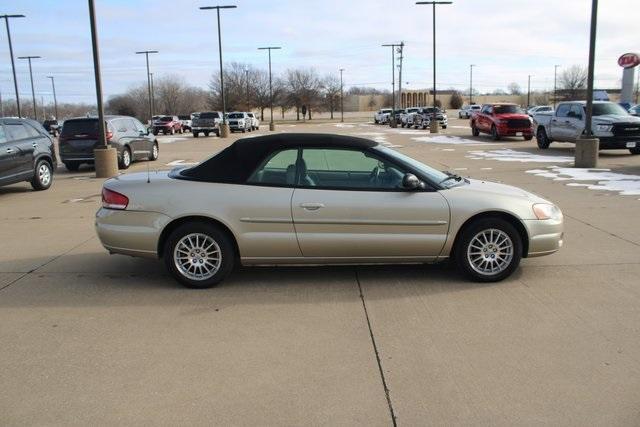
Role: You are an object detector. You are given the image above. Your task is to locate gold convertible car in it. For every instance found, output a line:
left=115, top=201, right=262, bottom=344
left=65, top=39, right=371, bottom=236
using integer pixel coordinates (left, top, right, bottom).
left=96, top=134, right=563, bottom=288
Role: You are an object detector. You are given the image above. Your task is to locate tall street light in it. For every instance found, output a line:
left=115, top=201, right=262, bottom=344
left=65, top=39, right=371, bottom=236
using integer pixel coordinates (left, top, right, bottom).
left=135, top=50, right=159, bottom=128
left=527, top=75, right=531, bottom=108
left=46, top=76, right=58, bottom=119
left=576, top=0, right=599, bottom=168
left=18, top=55, right=41, bottom=120
left=258, top=46, right=281, bottom=131
left=382, top=43, right=401, bottom=127
left=87, top=0, right=118, bottom=178
left=200, top=5, right=236, bottom=138
left=416, top=1, right=452, bottom=134
left=553, top=64, right=560, bottom=108
left=149, top=72, right=155, bottom=116
left=469, top=64, right=475, bottom=104
left=339, top=68, right=345, bottom=123
left=1, top=14, right=25, bottom=117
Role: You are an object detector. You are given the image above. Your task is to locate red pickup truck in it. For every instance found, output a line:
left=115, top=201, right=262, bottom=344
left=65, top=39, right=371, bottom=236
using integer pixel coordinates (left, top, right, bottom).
left=471, top=103, right=533, bottom=140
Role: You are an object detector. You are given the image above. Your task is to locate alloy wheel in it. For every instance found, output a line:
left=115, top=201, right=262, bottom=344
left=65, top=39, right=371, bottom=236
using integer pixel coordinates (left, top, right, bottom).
left=466, top=228, right=514, bottom=275
left=173, top=233, right=222, bottom=281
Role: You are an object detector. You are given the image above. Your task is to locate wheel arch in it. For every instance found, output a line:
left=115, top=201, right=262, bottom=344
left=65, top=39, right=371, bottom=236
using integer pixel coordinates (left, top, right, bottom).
left=157, top=215, right=240, bottom=259
left=34, top=153, right=54, bottom=171
left=450, top=211, right=529, bottom=259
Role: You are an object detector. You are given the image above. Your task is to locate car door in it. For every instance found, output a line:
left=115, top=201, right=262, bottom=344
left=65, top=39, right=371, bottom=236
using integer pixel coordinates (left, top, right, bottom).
left=3, top=121, right=35, bottom=176
left=291, top=147, right=450, bottom=260
left=478, top=105, right=491, bottom=131
left=565, top=104, right=585, bottom=141
left=549, top=103, right=571, bottom=139
left=126, top=118, right=149, bottom=158
left=0, top=123, right=17, bottom=182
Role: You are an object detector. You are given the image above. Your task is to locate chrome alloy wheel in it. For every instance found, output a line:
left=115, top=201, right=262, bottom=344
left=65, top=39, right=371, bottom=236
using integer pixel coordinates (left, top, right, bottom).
left=122, top=149, right=131, bottom=167
left=467, top=228, right=514, bottom=275
left=38, top=163, right=51, bottom=186
left=173, top=233, right=221, bottom=281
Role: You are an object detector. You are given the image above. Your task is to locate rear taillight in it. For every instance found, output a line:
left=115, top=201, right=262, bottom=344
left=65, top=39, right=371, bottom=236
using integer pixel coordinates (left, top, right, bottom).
left=102, top=187, right=128, bottom=210
left=106, top=131, right=113, bottom=141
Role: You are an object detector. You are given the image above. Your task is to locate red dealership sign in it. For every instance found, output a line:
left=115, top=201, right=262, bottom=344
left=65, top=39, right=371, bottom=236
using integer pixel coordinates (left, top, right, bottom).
left=618, top=53, right=640, bottom=68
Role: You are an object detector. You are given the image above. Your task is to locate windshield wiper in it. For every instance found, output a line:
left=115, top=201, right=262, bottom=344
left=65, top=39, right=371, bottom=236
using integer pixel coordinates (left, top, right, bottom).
left=438, top=171, right=463, bottom=185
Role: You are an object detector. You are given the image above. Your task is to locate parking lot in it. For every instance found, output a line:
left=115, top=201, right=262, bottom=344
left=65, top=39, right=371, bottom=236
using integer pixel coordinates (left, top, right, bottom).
left=2, top=114, right=640, bottom=425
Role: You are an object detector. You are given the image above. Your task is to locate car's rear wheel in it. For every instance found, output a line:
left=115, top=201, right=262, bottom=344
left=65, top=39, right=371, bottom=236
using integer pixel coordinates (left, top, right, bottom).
left=64, top=161, right=80, bottom=172
left=31, top=159, right=53, bottom=191
left=119, top=147, right=131, bottom=169
left=193, top=131, right=199, bottom=138
left=164, top=222, right=235, bottom=288
left=524, top=135, right=533, bottom=141
left=204, top=131, right=210, bottom=137
left=170, top=128, right=175, bottom=135
left=536, top=127, right=550, bottom=149
left=148, top=142, right=159, bottom=161
left=471, top=122, right=480, bottom=136
left=629, top=147, right=640, bottom=155
left=491, top=125, right=500, bottom=140
left=455, top=218, right=522, bottom=282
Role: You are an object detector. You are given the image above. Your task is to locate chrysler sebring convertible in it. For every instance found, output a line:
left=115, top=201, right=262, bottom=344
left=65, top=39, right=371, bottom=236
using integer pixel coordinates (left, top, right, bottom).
left=96, top=134, right=563, bottom=288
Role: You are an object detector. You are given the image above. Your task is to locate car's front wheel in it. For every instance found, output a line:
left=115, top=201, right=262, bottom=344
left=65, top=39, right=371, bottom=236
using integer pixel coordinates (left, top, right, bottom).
left=491, top=125, right=500, bottom=140
left=148, top=142, right=159, bottom=161
left=164, top=222, right=235, bottom=288
left=455, top=218, right=522, bottom=282
left=536, top=127, right=551, bottom=149
left=629, top=147, right=640, bottom=155
left=471, top=122, right=480, bottom=136
left=31, top=159, right=53, bottom=191
left=119, top=147, right=131, bottom=169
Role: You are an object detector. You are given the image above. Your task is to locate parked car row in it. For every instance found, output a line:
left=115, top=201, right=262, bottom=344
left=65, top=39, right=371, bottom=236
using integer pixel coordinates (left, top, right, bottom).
left=373, top=106, right=448, bottom=130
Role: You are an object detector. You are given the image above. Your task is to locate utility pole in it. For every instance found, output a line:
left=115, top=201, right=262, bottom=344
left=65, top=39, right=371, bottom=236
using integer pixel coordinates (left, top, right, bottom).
left=47, top=76, right=58, bottom=119
left=244, top=67, right=250, bottom=111
left=576, top=0, right=599, bottom=168
left=1, top=14, right=25, bottom=117
left=200, top=5, right=237, bottom=138
left=635, top=70, right=639, bottom=104
left=527, top=75, right=531, bottom=107
left=339, top=68, right=345, bottom=123
left=382, top=43, right=401, bottom=126
left=135, top=50, right=159, bottom=128
left=470, top=64, right=475, bottom=104
left=397, top=42, right=404, bottom=109
left=149, top=72, right=155, bottom=116
left=18, top=55, right=41, bottom=120
left=0, top=89, right=3, bottom=117
left=258, top=46, right=281, bottom=131
left=416, top=1, right=452, bottom=134
left=554, top=64, right=560, bottom=108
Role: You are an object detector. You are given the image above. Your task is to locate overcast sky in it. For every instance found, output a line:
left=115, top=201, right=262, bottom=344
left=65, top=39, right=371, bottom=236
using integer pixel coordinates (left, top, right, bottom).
left=1, top=0, right=638, bottom=104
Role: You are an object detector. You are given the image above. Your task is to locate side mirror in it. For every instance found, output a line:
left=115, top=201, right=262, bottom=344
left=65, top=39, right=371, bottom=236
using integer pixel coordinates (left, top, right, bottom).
left=402, top=173, right=422, bottom=190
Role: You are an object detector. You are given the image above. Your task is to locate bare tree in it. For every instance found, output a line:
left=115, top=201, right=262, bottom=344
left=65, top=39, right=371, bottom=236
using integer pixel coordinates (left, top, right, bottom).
left=508, top=82, right=522, bottom=95
left=322, top=74, right=341, bottom=119
left=559, top=65, right=588, bottom=100
left=285, top=68, right=322, bottom=120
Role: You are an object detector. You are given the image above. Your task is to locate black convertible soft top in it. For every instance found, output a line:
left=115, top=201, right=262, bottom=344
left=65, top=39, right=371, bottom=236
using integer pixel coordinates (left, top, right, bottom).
left=178, top=133, right=378, bottom=183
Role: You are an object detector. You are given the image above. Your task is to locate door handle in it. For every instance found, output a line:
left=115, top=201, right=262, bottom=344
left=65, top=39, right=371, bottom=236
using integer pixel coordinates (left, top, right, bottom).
left=300, top=202, right=325, bottom=211
left=32, top=142, right=38, bottom=148
left=6, top=148, right=13, bottom=154
left=564, top=120, right=570, bottom=124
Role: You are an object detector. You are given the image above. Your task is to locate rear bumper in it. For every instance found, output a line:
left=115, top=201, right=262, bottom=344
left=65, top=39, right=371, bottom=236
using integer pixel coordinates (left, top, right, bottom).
left=522, top=218, right=564, bottom=257
left=95, top=208, right=171, bottom=258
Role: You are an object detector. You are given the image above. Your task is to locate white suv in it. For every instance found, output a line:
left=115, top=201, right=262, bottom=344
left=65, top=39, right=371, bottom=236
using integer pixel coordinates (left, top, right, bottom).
left=459, top=105, right=481, bottom=119
left=246, top=112, right=260, bottom=130
left=227, top=112, right=251, bottom=133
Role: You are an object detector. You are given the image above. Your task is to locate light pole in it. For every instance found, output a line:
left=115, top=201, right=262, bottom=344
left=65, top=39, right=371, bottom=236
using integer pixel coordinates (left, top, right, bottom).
left=1, top=14, right=25, bottom=117
left=339, top=68, right=344, bottom=123
left=258, top=46, right=281, bottom=131
left=244, top=67, right=250, bottom=111
left=527, top=75, right=531, bottom=108
left=576, top=0, right=600, bottom=168
left=87, top=0, right=118, bottom=178
left=416, top=1, right=452, bottom=133
left=18, top=55, right=41, bottom=120
left=382, top=43, right=401, bottom=127
left=135, top=50, right=158, bottom=128
left=469, top=64, right=475, bottom=105
left=553, top=64, right=560, bottom=108
left=47, top=76, right=58, bottom=120
left=149, top=72, right=155, bottom=116
left=200, top=5, right=236, bottom=138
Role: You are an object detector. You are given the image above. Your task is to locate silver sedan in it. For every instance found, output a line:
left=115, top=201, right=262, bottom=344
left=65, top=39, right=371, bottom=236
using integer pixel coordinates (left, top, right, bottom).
left=96, top=133, right=563, bottom=288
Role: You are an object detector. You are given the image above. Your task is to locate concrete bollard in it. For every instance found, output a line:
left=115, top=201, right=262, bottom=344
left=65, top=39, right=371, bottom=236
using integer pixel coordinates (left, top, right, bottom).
left=574, top=137, right=599, bottom=168
left=430, top=120, right=439, bottom=134
left=219, top=123, right=230, bottom=138
left=390, top=118, right=397, bottom=128
left=269, top=122, right=275, bottom=131
left=94, top=147, right=119, bottom=178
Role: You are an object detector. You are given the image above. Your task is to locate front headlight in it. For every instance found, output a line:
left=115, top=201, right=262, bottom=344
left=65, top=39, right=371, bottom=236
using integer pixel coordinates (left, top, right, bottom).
left=596, top=124, right=612, bottom=132
left=533, top=203, right=563, bottom=220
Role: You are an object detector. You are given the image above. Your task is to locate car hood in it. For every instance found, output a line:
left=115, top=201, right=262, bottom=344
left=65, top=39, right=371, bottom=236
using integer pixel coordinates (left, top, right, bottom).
left=592, top=114, right=640, bottom=124
left=450, top=178, right=550, bottom=203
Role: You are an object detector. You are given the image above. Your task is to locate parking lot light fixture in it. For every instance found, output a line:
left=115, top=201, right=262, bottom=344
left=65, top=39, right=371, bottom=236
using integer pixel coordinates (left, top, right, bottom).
left=135, top=50, right=159, bottom=128
left=553, top=64, right=560, bottom=108
left=382, top=43, right=401, bottom=121
left=258, top=46, right=281, bottom=131
left=470, top=64, right=475, bottom=104
left=200, top=5, right=237, bottom=138
left=416, top=1, right=453, bottom=134
left=339, top=68, right=345, bottom=123
left=46, top=76, right=58, bottom=120
left=527, top=75, right=531, bottom=108
left=17, top=55, right=41, bottom=120
left=1, top=14, right=25, bottom=117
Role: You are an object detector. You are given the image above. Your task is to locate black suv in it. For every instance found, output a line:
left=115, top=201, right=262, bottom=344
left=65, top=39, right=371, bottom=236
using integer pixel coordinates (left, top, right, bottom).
left=42, top=119, right=61, bottom=136
left=59, top=116, right=158, bottom=171
left=0, top=117, right=56, bottom=191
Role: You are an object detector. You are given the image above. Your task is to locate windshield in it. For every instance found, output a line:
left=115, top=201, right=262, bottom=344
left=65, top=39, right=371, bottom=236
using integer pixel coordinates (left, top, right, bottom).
left=199, top=112, right=219, bottom=119
left=374, top=146, right=463, bottom=188
left=381, top=109, right=392, bottom=113
left=178, top=115, right=190, bottom=120
left=158, top=116, right=173, bottom=122
left=228, top=113, right=244, bottom=119
left=494, top=105, right=524, bottom=114
left=592, top=103, right=630, bottom=116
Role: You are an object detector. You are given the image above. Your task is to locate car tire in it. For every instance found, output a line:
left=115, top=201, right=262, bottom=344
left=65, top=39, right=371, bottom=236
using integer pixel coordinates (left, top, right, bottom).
left=64, top=161, right=80, bottom=172
left=31, top=159, right=53, bottom=191
left=491, top=125, right=500, bottom=141
left=524, top=135, right=533, bottom=141
left=193, top=132, right=199, bottom=138
left=148, top=142, right=159, bottom=161
left=163, top=222, right=235, bottom=289
left=536, top=127, right=550, bottom=149
left=119, top=146, right=131, bottom=170
left=153, top=130, right=158, bottom=136
left=442, top=125, right=447, bottom=129
left=455, top=218, right=522, bottom=282
left=630, top=147, right=640, bottom=155
left=204, top=131, right=210, bottom=137
left=214, top=129, right=220, bottom=137
left=170, top=128, right=175, bottom=135
left=375, top=119, right=379, bottom=124
left=471, top=122, right=480, bottom=136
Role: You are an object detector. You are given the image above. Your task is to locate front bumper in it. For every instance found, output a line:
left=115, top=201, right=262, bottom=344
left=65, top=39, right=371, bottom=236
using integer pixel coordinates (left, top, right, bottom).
left=523, top=218, right=564, bottom=257
left=95, top=208, right=172, bottom=258
left=497, top=125, right=533, bottom=136
left=596, top=137, right=640, bottom=150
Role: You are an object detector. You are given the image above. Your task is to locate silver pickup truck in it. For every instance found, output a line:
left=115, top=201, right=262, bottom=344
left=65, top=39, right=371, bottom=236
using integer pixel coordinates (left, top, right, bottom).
left=533, top=101, right=640, bottom=154
left=191, top=111, right=221, bottom=138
